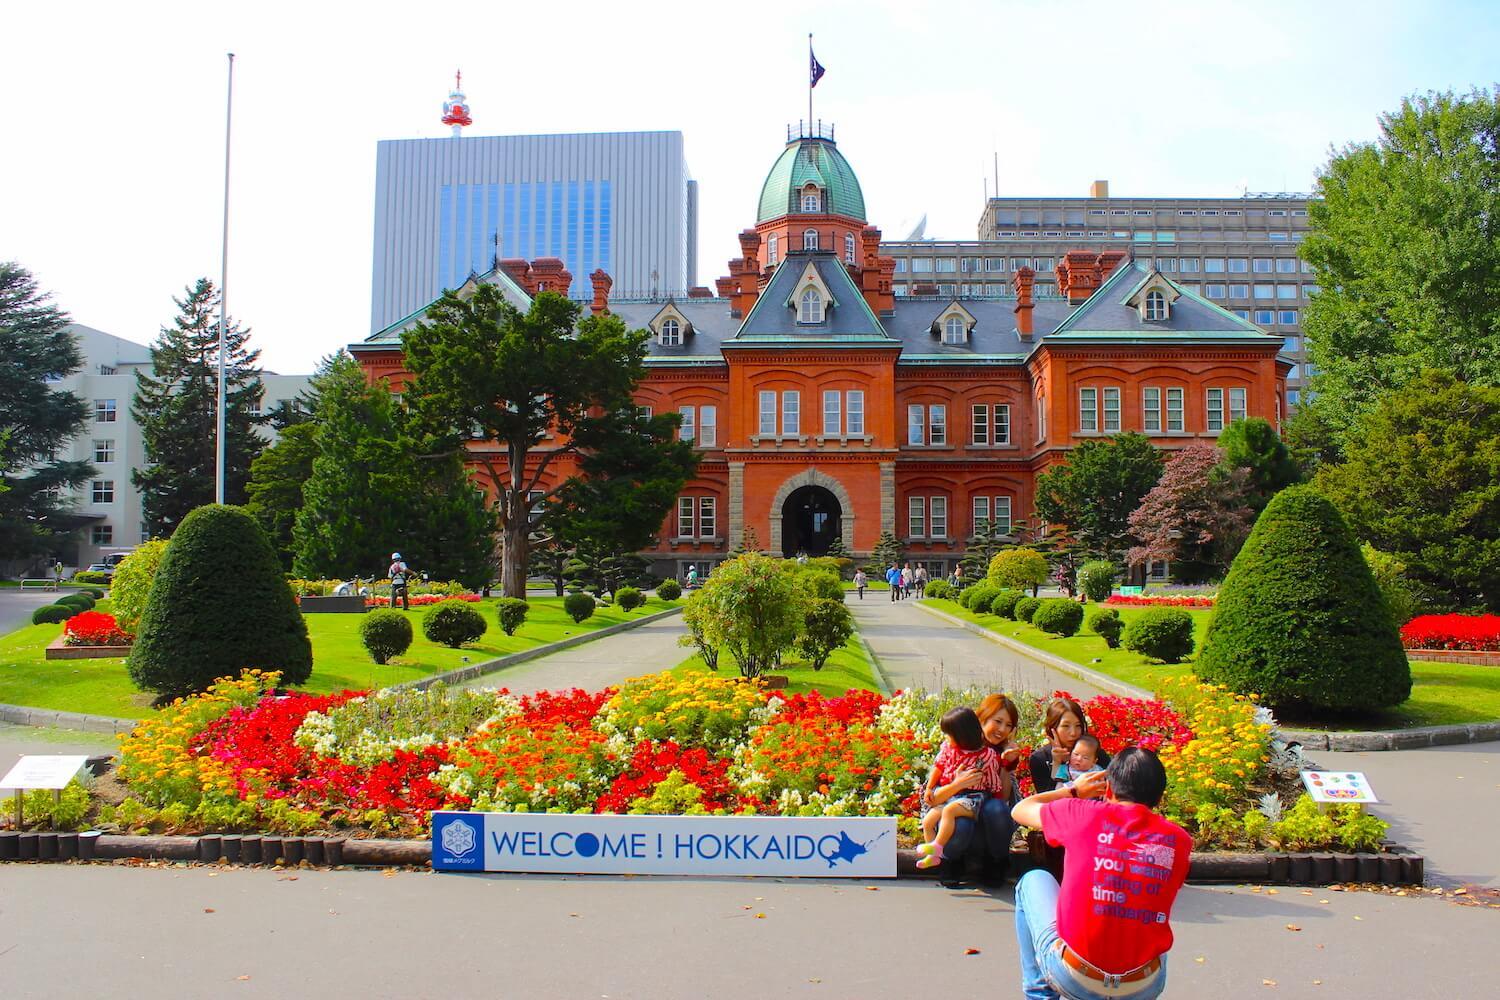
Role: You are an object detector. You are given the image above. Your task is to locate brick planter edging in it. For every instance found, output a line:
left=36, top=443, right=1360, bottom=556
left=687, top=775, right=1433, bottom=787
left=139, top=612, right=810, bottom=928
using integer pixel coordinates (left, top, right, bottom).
left=0, top=830, right=1422, bottom=885
left=1405, top=648, right=1500, bottom=666
left=44, top=636, right=132, bottom=660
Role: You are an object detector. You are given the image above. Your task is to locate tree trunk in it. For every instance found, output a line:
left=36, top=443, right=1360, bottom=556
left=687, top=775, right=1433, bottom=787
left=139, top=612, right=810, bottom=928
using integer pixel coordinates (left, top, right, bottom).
left=501, top=511, right=529, bottom=598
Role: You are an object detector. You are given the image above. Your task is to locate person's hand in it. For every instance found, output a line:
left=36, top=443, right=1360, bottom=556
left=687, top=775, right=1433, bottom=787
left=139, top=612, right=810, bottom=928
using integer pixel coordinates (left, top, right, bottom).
left=955, top=767, right=983, bottom=790
left=1072, top=769, right=1109, bottom=800
left=1051, top=745, right=1070, bottom=766
left=1000, top=747, right=1022, bottom=766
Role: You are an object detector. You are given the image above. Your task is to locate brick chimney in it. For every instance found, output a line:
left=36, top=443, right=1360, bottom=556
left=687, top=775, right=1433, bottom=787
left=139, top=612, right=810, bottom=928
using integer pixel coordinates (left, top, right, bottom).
left=1097, top=249, right=1129, bottom=283
left=715, top=276, right=737, bottom=299
left=1056, top=251, right=1101, bottom=305
left=687, top=286, right=713, bottom=299
left=1013, top=266, right=1035, bottom=340
left=589, top=269, right=613, bottom=316
left=858, top=225, right=895, bottom=316
left=529, top=258, right=570, bottom=295
left=500, top=258, right=535, bottom=295
left=731, top=230, right=762, bottom=318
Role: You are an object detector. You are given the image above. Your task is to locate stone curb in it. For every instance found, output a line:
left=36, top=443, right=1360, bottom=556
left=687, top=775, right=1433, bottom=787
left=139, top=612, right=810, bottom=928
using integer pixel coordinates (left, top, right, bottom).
left=913, top=602, right=1153, bottom=700
left=0, top=703, right=139, bottom=734
left=392, top=604, right=684, bottom=691
left=1282, top=721, right=1500, bottom=752
left=0, top=831, right=1422, bottom=885
left=857, top=631, right=894, bottom=696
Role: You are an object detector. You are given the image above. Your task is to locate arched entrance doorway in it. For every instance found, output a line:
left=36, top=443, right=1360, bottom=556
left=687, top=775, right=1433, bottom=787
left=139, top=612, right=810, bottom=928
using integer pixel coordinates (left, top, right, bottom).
left=781, top=485, right=842, bottom=558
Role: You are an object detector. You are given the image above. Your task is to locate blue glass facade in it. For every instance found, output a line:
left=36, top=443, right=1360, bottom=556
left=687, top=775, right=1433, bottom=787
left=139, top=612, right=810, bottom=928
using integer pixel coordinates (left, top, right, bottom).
left=440, top=181, right=612, bottom=299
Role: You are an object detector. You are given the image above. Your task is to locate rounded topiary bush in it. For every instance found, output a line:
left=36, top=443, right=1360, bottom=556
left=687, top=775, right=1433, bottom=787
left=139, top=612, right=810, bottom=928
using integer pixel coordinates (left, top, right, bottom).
left=964, top=584, right=1001, bottom=614
left=1014, top=596, right=1042, bottom=623
left=422, top=600, right=488, bottom=648
left=1198, top=485, right=1410, bottom=712
left=496, top=597, right=529, bottom=636
left=1077, top=560, right=1116, bottom=603
left=564, top=592, right=596, bottom=624
left=1087, top=607, right=1124, bottom=648
left=57, top=593, right=94, bottom=611
left=614, top=586, right=644, bottom=612
left=129, top=504, right=312, bottom=700
left=32, top=604, right=74, bottom=625
left=360, top=609, right=413, bottom=664
left=990, top=589, right=1025, bottom=619
left=1033, top=598, right=1085, bottom=637
left=82, top=587, right=106, bottom=600
left=656, top=579, right=682, bottom=601
left=1123, top=608, right=1195, bottom=663
left=923, top=579, right=952, bottom=600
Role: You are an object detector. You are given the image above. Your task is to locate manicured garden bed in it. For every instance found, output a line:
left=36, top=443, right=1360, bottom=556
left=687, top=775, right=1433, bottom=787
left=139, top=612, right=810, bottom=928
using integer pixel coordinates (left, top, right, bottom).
left=669, top=634, right=882, bottom=697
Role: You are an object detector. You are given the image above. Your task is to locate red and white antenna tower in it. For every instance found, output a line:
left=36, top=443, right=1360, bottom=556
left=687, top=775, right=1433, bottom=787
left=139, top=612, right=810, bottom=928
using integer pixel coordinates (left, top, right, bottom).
left=441, top=71, right=472, bottom=137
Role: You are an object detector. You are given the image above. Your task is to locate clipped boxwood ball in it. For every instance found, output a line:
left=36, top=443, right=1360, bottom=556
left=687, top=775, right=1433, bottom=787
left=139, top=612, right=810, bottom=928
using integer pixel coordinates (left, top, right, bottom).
left=1014, top=596, right=1042, bottom=623
left=1086, top=607, right=1124, bottom=648
left=1123, top=608, right=1195, bottom=663
left=82, top=587, right=106, bottom=600
left=656, top=579, right=682, bottom=602
left=496, top=597, right=530, bottom=636
left=614, top=586, right=644, bottom=612
left=564, top=592, right=596, bottom=624
left=1033, top=598, right=1085, bottom=637
left=360, top=609, right=413, bottom=664
left=990, top=589, right=1025, bottom=619
left=32, top=604, right=74, bottom=625
left=57, top=593, right=94, bottom=611
left=964, top=584, right=1000, bottom=614
left=422, top=600, right=488, bottom=648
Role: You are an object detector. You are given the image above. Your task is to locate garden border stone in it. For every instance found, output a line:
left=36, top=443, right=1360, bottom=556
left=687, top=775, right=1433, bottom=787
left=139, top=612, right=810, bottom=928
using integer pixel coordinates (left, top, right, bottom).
left=0, top=703, right=139, bottom=734
left=1404, top=649, right=1500, bottom=667
left=43, top=636, right=132, bottom=660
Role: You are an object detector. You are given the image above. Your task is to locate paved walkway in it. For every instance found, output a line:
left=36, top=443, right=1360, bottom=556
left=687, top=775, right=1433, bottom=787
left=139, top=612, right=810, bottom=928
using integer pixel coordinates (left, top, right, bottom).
left=456, top=615, right=690, bottom=695
left=0, top=590, right=71, bottom=636
left=849, top=596, right=1102, bottom=698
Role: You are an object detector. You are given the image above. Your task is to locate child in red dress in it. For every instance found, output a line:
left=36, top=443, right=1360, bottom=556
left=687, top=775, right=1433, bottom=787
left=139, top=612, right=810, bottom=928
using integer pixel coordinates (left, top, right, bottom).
left=916, top=707, right=1007, bottom=869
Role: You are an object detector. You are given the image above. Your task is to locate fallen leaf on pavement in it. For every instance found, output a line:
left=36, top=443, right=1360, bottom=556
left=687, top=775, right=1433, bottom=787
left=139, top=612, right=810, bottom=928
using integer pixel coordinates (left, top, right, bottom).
left=1263, top=979, right=1277, bottom=987
left=1266, top=888, right=1280, bottom=895
left=237, top=976, right=251, bottom=981
left=1353, top=916, right=1363, bottom=921
left=1194, top=957, right=1205, bottom=964
left=1313, top=980, right=1322, bottom=986
left=204, top=908, right=216, bottom=914
left=755, top=913, right=766, bottom=919
left=865, top=886, right=880, bottom=891
left=964, top=948, right=981, bottom=955
left=277, top=875, right=298, bottom=881
left=1285, top=924, right=1301, bottom=932
left=1319, top=899, right=1329, bottom=904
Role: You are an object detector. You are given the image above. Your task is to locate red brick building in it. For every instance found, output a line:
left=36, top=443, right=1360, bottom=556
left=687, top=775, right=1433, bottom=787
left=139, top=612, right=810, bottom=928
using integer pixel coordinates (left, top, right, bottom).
left=352, top=127, right=1289, bottom=580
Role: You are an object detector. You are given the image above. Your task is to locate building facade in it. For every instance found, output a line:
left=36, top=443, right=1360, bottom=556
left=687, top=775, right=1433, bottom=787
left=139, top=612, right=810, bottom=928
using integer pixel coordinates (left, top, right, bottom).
left=370, top=130, right=698, bottom=334
left=352, top=130, right=1289, bottom=581
left=881, top=182, right=1315, bottom=403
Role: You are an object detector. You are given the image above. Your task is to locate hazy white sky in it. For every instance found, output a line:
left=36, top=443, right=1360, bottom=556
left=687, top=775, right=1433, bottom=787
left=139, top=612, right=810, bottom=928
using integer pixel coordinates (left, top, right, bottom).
left=3, top=0, right=1495, bottom=373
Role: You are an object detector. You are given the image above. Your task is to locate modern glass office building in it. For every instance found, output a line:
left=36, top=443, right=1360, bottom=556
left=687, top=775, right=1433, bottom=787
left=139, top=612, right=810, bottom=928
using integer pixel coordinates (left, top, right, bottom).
left=370, top=131, right=697, bottom=334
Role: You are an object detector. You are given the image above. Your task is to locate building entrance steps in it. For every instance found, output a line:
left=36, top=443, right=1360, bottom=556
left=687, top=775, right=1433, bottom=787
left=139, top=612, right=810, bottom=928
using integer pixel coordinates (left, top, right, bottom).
left=456, top=615, right=690, bottom=696
left=849, top=598, right=1103, bottom=699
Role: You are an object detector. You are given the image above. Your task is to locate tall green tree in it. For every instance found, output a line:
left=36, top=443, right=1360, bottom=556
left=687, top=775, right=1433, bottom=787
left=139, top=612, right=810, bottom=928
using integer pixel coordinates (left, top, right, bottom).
left=0, top=262, right=94, bottom=559
left=1034, top=432, right=1164, bottom=555
left=132, top=278, right=264, bottom=536
left=1315, top=371, right=1500, bottom=611
left=245, top=422, right=318, bottom=570
left=1214, top=417, right=1300, bottom=511
left=400, top=286, right=656, bottom=597
left=1301, top=88, right=1500, bottom=434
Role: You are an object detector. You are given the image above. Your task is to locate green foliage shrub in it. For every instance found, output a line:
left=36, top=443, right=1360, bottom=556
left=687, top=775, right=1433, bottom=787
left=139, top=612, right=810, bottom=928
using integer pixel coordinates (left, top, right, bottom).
left=496, top=597, right=529, bottom=636
left=923, top=579, right=952, bottom=600
left=1014, top=596, right=1042, bottom=623
left=792, top=568, right=844, bottom=602
left=564, top=592, right=597, bottom=624
left=796, top=598, right=855, bottom=671
left=1077, top=560, right=1116, bottom=603
left=656, top=579, right=682, bottom=601
left=988, top=549, right=1049, bottom=593
left=57, top=593, right=94, bottom=611
left=82, top=587, right=106, bottom=600
left=1361, top=544, right=1425, bottom=625
left=1086, top=607, right=1124, bottom=648
left=963, top=584, right=1000, bottom=614
left=1032, top=598, right=1085, bottom=637
left=73, top=571, right=109, bottom=583
left=1198, top=485, right=1410, bottom=712
left=359, top=610, right=414, bottom=664
left=989, top=589, right=1025, bottom=619
left=421, top=600, right=488, bottom=648
left=956, top=584, right=981, bottom=609
left=32, top=604, right=74, bottom=625
left=614, top=586, right=644, bottom=612
left=129, top=505, right=312, bottom=700
left=109, top=539, right=168, bottom=634
left=1122, top=607, right=1195, bottom=663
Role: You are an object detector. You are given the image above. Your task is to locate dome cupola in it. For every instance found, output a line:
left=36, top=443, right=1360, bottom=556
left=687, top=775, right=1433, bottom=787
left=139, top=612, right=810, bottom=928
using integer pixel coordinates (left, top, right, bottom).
left=756, top=123, right=866, bottom=225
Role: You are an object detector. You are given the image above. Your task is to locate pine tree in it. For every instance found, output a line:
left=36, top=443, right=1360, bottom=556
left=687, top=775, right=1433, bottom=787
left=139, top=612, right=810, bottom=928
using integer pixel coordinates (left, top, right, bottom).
left=958, top=518, right=1006, bottom=579
left=132, top=279, right=264, bottom=537
left=0, top=262, right=94, bottom=559
left=245, top=422, right=318, bottom=570
left=870, top=530, right=903, bottom=571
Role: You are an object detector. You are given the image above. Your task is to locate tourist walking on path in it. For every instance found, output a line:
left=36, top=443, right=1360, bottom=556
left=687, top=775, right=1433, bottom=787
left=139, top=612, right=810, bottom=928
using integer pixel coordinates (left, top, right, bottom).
left=854, top=568, right=867, bottom=600
left=900, top=563, right=913, bottom=599
left=387, top=552, right=411, bottom=611
left=914, top=565, right=928, bottom=598
left=1011, top=748, right=1191, bottom=1000
left=886, top=563, right=901, bottom=602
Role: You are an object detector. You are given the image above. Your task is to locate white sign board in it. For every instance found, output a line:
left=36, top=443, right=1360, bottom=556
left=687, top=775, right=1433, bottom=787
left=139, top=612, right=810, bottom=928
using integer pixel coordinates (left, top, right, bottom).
left=0, top=755, right=88, bottom=791
left=431, top=811, right=897, bottom=878
left=1300, top=770, right=1378, bottom=804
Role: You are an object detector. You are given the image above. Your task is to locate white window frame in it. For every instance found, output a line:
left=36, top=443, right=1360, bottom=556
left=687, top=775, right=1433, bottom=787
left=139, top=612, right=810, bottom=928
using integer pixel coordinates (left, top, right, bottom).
left=1079, top=387, right=1098, bottom=432
left=1206, top=388, right=1225, bottom=432
left=802, top=190, right=820, bottom=212
left=91, top=480, right=114, bottom=504
left=803, top=229, right=819, bottom=251
left=846, top=391, right=865, bottom=435
left=972, top=496, right=991, bottom=532
left=1229, top=387, right=1247, bottom=424
left=781, top=390, right=800, bottom=436
left=1143, top=387, right=1161, bottom=432
left=659, top=319, right=681, bottom=346
left=698, top=497, right=717, bottom=538
left=1102, top=387, right=1121, bottom=432
left=929, top=404, right=947, bottom=445
left=93, top=439, right=115, bottom=463
left=908, top=496, right=926, bottom=538
left=943, top=315, right=965, bottom=345
left=1144, top=290, right=1167, bottom=321
left=994, top=404, right=1010, bottom=445
left=994, top=496, right=1012, bottom=535
left=907, top=404, right=925, bottom=446
left=95, top=399, right=117, bottom=423
left=758, top=391, right=776, bottom=436
left=971, top=404, right=989, bottom=446
left=699, top=405, right=716, bottom=447
left=930, top=496, right=948, bottom=539
left=822, top=390, right=841, bottom=437
left=798, top=288, right=823, bottom=323
left=844, top=232, right=856, bottom=264
left=677, top=497, right=695, bottom=538
left=767, top=233, right=778, bottom=265
left=1166, top=387, right=1184, bottom=432
left=678, top=405, right=695, bottom=443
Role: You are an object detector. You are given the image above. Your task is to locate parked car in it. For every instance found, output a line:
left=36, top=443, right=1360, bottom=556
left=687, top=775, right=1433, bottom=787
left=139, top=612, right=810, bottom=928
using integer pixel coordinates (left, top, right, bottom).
left=80, top=563, right=114, bottom=582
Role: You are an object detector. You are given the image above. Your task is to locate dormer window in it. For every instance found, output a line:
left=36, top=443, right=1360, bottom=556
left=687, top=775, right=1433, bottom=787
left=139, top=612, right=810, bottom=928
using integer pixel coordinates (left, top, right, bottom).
left=803, top=229, right=819, bottom=251
left=659, top=318, right=682, bottom=346
left=801, top=185, right=821, bottom=212
left=943, top=315, right=966, bottom=345
left=799, top=288, right=824, bottom=324
left=844, top=232, right=856, bottom=264
left=1144, top=289, right=1168, bottom=321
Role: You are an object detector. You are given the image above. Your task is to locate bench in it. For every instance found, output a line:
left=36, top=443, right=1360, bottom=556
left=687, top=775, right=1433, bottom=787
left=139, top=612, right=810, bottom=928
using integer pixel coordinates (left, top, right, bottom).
left=20, top=579, right=59, bottom=592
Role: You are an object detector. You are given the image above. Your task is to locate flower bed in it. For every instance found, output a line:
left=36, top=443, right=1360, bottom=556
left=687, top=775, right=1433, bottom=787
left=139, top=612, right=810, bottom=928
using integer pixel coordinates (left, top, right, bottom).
left=1106, top=594, right=1215, bottom=608
left=94, top=668, right=1312, bottom=850
left=361, top=594, right=483, bottom=608
left=1401, top=613, right=1500, bottom=652
left=62, top=610, right=132, bottom=647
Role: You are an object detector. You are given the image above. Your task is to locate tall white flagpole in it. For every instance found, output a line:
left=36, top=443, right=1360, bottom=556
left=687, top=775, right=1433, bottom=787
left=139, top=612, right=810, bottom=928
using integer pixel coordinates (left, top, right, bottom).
left=216, top=52, right=234, bottom=505
left=808, top=34, right=813, bottom=131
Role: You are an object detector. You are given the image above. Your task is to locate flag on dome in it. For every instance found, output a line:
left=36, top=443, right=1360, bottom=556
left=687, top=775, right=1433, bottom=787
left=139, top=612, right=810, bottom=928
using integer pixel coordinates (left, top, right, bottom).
left=810, top=46, right=826, bottom=88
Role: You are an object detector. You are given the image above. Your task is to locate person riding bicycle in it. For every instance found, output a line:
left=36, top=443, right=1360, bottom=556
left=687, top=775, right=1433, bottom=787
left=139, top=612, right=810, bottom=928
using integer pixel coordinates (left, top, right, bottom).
left=388, top=552, right=411, bottom=611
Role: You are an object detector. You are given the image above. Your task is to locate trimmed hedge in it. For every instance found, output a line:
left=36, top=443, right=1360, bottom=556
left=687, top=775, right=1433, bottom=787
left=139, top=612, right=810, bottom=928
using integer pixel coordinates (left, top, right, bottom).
left=32, top=604, right=74, bottom=625
left=81, top=587, right=106, bottom=600
left=73, top=571, right=109, bottom=583
left=923, top=579, right=952, bottom=600
left=1033, top=598, right=1085, bottom=637
left=614, top=586, right=645, bottom=612
left=129, top=505, right=312, bottom=700
left=422, top=600, right=488, bottom=648
left=57, top=593, right=94, bottom=611
left=1086, top=607, right=1124, bottom=648
left=360, top=610, right=413, bottom=664
left=1077, top=560, right=1116, bottom=603
left=1014, top=596, right=1042, bottom=623
left=1123, top=608, right=1195, bottom=663
left=963, top=584, right=1001, bottom=613
left=564, top=592, right=596, bottom=624
left=496, top=597, right=530, bottom=636
left=1198, top=485, right=1410, bottom=712
left=656, top=579, right=682, bottom=601
left=990, top=589, right=1025, bottom=619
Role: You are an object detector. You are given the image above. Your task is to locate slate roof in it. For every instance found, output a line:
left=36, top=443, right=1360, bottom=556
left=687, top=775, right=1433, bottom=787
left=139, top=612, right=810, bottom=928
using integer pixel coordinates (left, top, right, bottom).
left=354, top=267, right=533, bottom=347
left=756, top=138, right=866, bottom=224
left=1048, top=259, right=1275, bottom=340
left=729, top=252, right=894, bottom=345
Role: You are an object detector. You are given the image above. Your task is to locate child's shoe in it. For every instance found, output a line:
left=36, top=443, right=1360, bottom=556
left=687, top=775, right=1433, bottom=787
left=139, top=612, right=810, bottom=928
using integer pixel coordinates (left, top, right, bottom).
left=915, top=843, right=944, bottom=868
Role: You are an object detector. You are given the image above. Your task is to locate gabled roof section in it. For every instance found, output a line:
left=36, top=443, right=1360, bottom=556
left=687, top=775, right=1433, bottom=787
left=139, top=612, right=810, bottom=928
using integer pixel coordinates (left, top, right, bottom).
left=929, top=300, right=979, bottom=336
left=1121, top=268, right=1182, bottom=309
left=1045, top=260, right=1277, bottom=342
left=729, top=252, right=895, bottom=346
left=358, top=268, right=533, bottom=346
left=647, top=301, right=694, bottom=337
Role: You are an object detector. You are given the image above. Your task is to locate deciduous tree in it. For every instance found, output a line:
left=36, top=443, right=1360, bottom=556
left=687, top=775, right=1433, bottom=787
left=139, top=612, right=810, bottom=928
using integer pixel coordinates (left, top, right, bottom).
left=1128, top=444, right=1255, bottom=580
left=1034, top=432, right=1164, bottom=555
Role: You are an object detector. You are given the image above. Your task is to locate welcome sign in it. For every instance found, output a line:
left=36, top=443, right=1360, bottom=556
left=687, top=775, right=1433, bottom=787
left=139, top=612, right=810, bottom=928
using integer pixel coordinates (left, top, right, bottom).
left=431, top=811, right=897, bottom=878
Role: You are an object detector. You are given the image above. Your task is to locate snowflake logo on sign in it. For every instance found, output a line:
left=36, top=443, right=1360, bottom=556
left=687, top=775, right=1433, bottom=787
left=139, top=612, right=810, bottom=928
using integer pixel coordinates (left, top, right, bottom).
left=441, top=818, right=477, bottom=858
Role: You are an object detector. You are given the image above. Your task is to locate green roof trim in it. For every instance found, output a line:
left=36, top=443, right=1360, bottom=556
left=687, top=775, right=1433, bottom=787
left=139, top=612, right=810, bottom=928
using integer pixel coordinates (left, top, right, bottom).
left=756, top=139, right=866, bottom=224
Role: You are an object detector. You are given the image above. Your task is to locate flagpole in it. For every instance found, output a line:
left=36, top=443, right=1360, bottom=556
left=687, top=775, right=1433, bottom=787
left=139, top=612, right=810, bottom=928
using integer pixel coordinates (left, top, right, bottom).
left=216, top=52, right=234, bottom=506
left=807, top=34, right=813, bottom=133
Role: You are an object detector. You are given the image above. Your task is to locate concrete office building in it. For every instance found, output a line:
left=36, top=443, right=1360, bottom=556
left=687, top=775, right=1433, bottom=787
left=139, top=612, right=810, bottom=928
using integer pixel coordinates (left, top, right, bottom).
left=881, top=183, right=1316, bottom=402
left=370, top=130, right=699, bottom=334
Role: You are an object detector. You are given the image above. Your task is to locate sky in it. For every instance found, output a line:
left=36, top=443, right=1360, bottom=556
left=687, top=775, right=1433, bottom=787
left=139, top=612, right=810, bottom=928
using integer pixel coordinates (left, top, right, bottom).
left=3, top=0, right=1496, bottom=374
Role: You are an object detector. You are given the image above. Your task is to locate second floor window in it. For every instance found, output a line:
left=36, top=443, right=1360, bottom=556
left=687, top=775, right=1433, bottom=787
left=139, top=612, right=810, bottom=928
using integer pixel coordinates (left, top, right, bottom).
left=782, top=390, right=800, bottom=435
left=907, top=404, right=947, bottom=446
left=678, top=496, right=718, bottom=538
left=822, top=390, right=841, bottom=437
left=846, top=390, right=865, bottom=435
left=93, top=439, right=115, bottom=463
left=679, top=405, right=695, bottom=442
left=1079, top=387, right=1121, bottom=433
left=95, top=399, right=117, bottom=423
left=972, top=496, right=1013, bottom=535
left=803, top=229, right=819, bottom=251
left=698, top=405, right=716, bottom=447
left=971, top=404, right=1011, bottom=445
left=92, top=480, right=114, bottom=503
left=758, top=391, right=776, bottom=436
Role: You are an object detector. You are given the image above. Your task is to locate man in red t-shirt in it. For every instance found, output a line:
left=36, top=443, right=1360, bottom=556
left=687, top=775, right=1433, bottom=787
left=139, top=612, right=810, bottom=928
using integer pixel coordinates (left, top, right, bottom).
left=1010, top=747, right=1191, bottom=1000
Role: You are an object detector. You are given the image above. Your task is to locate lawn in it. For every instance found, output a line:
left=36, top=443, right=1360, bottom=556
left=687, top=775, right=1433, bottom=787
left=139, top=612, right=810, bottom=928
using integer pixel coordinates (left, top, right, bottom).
left=0, top=596, right=679, bottom=720
left=924, top=597, right=1497, bottom=729
left=668, top=635, right=883, bottom=697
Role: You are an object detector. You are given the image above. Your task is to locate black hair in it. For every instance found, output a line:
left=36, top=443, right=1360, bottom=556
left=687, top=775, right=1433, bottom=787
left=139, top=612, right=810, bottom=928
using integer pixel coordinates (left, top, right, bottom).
left=1073, top=734, right=1101, bottom=758
left=940, top=707, right=985, bottom=752
left=1104, top=746, right=1168, bottom=809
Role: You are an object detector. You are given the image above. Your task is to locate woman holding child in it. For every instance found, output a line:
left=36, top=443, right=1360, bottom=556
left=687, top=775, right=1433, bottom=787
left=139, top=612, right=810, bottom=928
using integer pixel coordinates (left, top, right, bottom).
left=929, top=694, right=1023, bottom=886
left=1027, top=697, right=1110, bottom=794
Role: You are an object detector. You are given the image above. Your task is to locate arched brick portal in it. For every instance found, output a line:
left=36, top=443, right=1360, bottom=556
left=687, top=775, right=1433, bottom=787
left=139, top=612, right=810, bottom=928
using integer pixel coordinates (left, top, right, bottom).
left=768, top=469, right=855, bottom=555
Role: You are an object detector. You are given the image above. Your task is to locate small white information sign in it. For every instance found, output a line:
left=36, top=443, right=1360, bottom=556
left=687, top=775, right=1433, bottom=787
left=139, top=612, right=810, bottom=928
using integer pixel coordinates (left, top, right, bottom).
left=0, top=755, right=88, bottom=791
left=1300, top=770, right=1378, bottom=804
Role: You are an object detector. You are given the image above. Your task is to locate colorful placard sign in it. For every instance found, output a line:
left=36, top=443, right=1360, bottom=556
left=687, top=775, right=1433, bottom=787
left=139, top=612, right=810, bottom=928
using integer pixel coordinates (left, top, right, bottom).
left=431, top=812, right=897, bottom=878
left=0, top=755, right=88, bottom=791
left=1119, top=586, right=1144, bottom=596
left=1300, top=770, right=1378, bottom=803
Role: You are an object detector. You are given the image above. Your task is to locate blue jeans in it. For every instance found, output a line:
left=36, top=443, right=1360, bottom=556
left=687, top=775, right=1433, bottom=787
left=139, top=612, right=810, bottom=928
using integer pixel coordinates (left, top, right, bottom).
left=941, top=793, right=1015, bottom=881
left=1014, top=869, right=1167, bottom=1000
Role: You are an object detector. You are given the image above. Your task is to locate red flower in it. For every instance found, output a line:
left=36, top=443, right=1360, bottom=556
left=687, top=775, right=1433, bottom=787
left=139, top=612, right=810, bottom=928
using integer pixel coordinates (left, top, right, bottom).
left=1401, top=614, right=1500, bottom=652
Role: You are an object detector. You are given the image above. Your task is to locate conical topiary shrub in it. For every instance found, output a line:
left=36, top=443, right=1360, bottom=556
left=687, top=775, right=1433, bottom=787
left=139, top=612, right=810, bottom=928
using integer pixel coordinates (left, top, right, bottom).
left=1197, top=485, right=1409, bottom=713
left=129, top=504, right=312, bottom=700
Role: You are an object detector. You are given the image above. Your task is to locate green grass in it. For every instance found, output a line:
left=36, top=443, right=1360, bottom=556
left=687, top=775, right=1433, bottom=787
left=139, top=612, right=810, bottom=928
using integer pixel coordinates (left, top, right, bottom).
left=668, top=635, right=882, bottom=697
left=0, top=596, right=679, bottom=720
left=924, top=598, right=1499, bottom=729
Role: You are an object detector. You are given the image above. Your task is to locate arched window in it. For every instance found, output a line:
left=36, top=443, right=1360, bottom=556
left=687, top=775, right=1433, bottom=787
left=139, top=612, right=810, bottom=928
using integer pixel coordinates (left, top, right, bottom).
left=803, top=229, right=819, bottom=251
left=943, top=315, right=965, bottom=345
left=802, top=188, right=821, bottom=212
left=1144, top=289, right=1167, bottom=321
left=659, top=318, right=681, bottom=346
left=799, top=288, right=823, bottom=324
left=845, top=233, right=856, bottom=264
left=767, top=233, right=778, bottom=265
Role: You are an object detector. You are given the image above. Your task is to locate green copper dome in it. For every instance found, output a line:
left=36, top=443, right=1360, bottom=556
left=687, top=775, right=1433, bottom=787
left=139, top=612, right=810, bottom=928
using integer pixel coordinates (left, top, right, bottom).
left=756, top=136, right=866, bottom=224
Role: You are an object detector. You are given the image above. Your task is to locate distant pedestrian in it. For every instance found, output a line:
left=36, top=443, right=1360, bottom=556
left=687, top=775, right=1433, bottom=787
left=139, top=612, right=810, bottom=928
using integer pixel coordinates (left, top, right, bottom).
left=388, top=552, right=411, bottom=611
left=886, top=563, right=901, bottom=602
left=915, top=565, right=928, bottom=598
left=950, top=564, right=965, bottom=590
left=687, top=565, right=699, bottom=590
left=854, top=568, right=868, bottom=600
left=901, top=563, right=913, bottom=600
